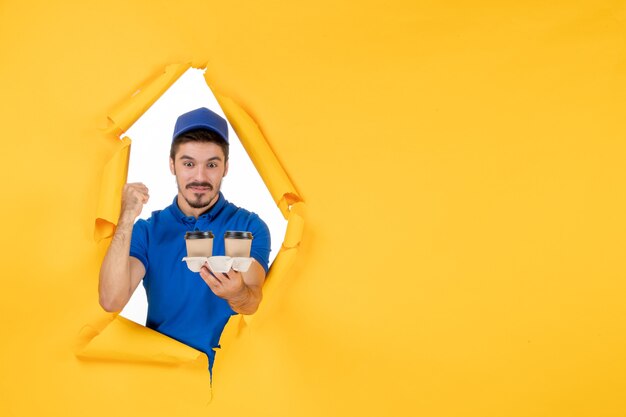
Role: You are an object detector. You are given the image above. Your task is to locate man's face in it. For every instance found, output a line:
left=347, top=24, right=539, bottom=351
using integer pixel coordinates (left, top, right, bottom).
left=169, top=141, right=229, bottom=212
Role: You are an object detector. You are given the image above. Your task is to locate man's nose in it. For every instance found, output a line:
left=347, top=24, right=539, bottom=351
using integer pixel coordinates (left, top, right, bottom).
left=194, top=166, right=209, bottom=182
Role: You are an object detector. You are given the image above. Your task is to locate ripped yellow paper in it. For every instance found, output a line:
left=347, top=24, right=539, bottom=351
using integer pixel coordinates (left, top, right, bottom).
left=214, top=93, right=302, bottom=218
left=94, top=136, right=131, bottom=240
left=76, top=315, right=207, bottom=367
left=83, top=65, right=304, bottom=370
left=2, top=1, right=626, bottom=417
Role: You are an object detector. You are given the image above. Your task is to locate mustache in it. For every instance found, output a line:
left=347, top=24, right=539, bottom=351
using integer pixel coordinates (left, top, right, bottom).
left=186, top=182, right=213, bottom=190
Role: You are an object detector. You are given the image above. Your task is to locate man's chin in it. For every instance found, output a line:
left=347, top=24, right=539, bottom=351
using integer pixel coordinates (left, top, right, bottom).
left=184, top=193, right=215, bottom=210
left=188, top=200, right=210, bottom=209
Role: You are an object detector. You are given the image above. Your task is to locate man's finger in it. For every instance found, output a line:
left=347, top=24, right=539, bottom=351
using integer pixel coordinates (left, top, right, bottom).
left=208, top=269, right=222, bottom=284
left=200, top=266, right=221, bottom=285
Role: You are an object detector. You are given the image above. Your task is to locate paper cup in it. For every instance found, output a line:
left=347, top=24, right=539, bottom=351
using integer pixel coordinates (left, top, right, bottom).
left=185, top=231, right=214, bottom=257
left=224, top=231, right=253, bottom=257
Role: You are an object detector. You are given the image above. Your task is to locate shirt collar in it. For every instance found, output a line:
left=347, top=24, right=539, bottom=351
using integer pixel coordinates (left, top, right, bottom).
left=168, top=192, right=227, bottom=223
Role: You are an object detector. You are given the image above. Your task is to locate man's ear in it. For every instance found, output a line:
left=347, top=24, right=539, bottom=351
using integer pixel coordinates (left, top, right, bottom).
left=223, top=159, right=229, bottom=177
left=169, top=157, right=175, bottom=175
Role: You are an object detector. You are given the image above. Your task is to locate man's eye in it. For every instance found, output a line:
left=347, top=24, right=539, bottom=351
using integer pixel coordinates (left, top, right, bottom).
left=208, top=163, right=218, bottom=168
left=183, top=162, right=193, bottom=167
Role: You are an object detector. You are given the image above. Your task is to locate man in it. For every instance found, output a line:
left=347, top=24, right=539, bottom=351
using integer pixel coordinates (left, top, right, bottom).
left=98, top=107, right=271, bottom=371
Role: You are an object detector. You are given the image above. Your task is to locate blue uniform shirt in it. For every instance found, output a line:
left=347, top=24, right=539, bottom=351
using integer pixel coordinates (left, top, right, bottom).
left=129, top=193, right=271, bottom=369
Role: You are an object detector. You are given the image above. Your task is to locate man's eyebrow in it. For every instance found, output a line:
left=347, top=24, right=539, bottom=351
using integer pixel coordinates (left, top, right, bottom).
left=178, top=155, right=223, bottom=162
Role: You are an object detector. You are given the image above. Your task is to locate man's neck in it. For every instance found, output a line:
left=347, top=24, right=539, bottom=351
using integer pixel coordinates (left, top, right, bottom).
left=176, top=193, right=220, bottom=219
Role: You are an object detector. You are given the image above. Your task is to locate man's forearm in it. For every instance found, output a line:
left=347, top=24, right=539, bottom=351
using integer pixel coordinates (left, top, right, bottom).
left=98, top=214, right=135, bottom=312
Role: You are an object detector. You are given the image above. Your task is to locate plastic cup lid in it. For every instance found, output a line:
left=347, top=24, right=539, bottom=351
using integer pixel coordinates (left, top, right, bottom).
left=224, top=231, right=253, bottom=239
left=185, top=231, right=214, bottom=239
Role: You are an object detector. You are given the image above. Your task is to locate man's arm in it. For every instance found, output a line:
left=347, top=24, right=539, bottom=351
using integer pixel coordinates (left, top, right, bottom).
left=199, top=261, right=266, bottom=315
left=98, top=183, right=149, bottom=312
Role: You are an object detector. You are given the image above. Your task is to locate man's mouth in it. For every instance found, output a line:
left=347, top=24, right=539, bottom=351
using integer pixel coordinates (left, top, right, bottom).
left=187, top=183, right=213, bottom=193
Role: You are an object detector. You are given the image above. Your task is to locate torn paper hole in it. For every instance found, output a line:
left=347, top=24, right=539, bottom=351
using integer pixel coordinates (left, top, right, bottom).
left=120, top=68, right=287, bottom=325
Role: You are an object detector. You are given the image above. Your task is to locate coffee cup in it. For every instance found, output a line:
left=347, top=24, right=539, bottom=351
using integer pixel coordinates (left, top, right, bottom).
left=224, top=231, right=253, bottom=258
left=185, top=231, right=214, bottom=257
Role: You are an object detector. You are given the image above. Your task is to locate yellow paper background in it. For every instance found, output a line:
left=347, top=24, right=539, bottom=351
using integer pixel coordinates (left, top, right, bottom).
left=1, top=1, right=626, bottom=416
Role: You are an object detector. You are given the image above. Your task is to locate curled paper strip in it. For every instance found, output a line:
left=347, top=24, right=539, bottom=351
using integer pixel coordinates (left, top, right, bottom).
left=108, top=63, right=191, bottom=132
left=75, top=315, right=208, bottom=367
left=94, top=64, right=191, bottom=242
left=214, top=92, right=302, bottom=219
left=94, top=137, right=131, bottom=241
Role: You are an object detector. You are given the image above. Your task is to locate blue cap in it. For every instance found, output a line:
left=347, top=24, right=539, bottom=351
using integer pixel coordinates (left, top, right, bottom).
left=172, top=107, right=229, bottom=143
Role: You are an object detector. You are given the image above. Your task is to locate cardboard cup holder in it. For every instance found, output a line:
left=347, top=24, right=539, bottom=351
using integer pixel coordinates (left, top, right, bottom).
left=181, top=256, right=254, bottom=273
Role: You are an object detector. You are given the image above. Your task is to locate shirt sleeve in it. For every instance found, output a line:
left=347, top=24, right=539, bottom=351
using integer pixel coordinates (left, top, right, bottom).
left=129, top=219, right=149, bottom=271
left=248, top=214, right=271, bottom=273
